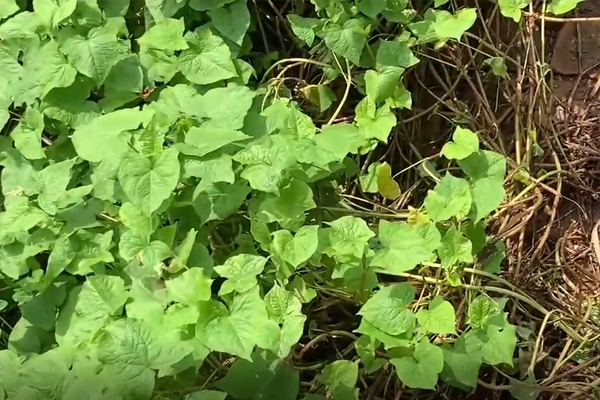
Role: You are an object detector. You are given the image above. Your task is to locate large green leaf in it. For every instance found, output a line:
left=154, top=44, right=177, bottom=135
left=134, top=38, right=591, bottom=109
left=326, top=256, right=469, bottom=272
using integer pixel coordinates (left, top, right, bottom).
left=179, top=26, right=237, bottom=84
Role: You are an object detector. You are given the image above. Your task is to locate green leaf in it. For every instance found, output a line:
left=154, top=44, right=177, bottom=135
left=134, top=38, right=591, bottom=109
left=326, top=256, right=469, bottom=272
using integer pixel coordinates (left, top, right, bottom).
left=196, top=286, right=269, bottom=360
left=371, top=220, right=438, bottom=275
left=432, top=9, right=477, bottom=40
left=438, top=227, right=473, bottom=268
left=56, top=275, right=128, bottom=346
left=264, top=285, right=306, bottom=358
left=318, top=19, right=368, bottom=65
left=287, top=15, right=321, bottom=47
left=0, top=1, right=19, bottom=19
left=120, top=202, right=156, bottom=237
left=483, top=241, right=506, bottom=274
left=355, top=99, right=396, bottom=143
left=357, top=0, right=386, bottom=19
left=185, top=127, right=250, bottom=157
left=547, top=0, right=582, bottom=15
left=198, top=83, right=256, bottom=131
left=509, top=374, right=541, bottom=400
left=365, top=66, right=403, bottom=103
left=278, top=225, right=319, bottom=268
left=119, top=230, right=172, bottom=266
left=355, top=335, right=385, bottom=373
left=498, top=0, right=531, bottom=22
left=474, top=317, right=517, bottom=366
left=98, top=318, right=192, bottom=394
left=319, top=360, right=359, bottom=400
left=390, top=340, right=444, bottom=390
left=327, top=216, right=375, bottom=259
left=262, top=100, right=316, bottom=139
left=257, top=179, right=317, bottom=229
left=416, top=296, right=456, bottom=334
left=37, top=158, right=76, bottom=215
left=10, top=107, right=45, bottom=160
left=301, top=84, right=336, bottom=112
left=0, top=196, right=47, bottom=234
left=179, top=26, right=237, bottom=84
left=424, top=173, right=472, bottom=222
left=18, top=40, right=78, bottom=104
left=484, top=57, right=508, bottom=79
left=467, top=295, right=503, bottom=330
left=98, top=0, right=130, bottom=17
left=33, top=0, right=77, bottom=27
left=118, top=148, right=180, bottom=215
left=440, top=333, right=482, bottom=389
left=288, top=275, right=317, bottom=303
left=218, top=349, right=299, bottom=400
left=214, top=254, right=268, bottom=295
left=458, top=150, right=506, bottom=181
left=72, top=108, right=151, bottom=163
left=471, top=176, right=505, bottom=222
left=358, top=283, right=416, bottom=335
left=59, top=26, right=129, bottom=85
left=138, top=18, right=188, bottom=53
left=441, top=126, right=479, bottom=160
left=208, top=0, right=250, bottom=46
left=376, top=40, right=419, bottom=69
left=166, top=268, right=213, bottom=305
left=193, top=181, right=251, bottom=224
left=187, top=390, right=227, bottom=400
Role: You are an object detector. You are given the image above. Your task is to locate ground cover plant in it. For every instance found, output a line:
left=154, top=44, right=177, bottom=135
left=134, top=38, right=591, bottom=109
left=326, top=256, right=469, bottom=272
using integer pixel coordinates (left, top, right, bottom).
left=0, top=0, right=596, bottom=400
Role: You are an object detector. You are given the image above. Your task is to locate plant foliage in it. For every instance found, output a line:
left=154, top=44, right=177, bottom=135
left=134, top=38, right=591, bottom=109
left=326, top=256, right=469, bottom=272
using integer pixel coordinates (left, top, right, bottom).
left=0, top=0, right=538, bottom=399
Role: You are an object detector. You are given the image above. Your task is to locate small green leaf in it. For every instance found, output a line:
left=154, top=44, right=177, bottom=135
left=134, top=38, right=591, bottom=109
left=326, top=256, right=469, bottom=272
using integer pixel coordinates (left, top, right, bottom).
left=438, top=227, right=473, bottom=268
left=0, top=1, right=19, bottom=19
left=371, top=220, right=438, bottom=275
left=482, top=241, right=506, bottom=274
left=547, top=0, right=582, bottom=15
left=214, top=254, right=268, bottom=294
left=318, top=19, right=368, bottom=65
left=390, top=339, right=444, bottom=390
left=287, top=15, right=321, bottom=47
left=509, top=374, right=541, bottom=400
left=416, top=296, right=456, bottom=334
left=208, top=0, right=250, bottom=46
left=355, top=335, right=385, bottom=373
left=218, top=350, right=299, bottom=400
left=179, top=26, right=237, bottom=84
left=187, top=390, right=227, bottom=400
left=10, top=107, right=45, bottom=160
left=365, top=66, right=403, bottom=103
left=471, top=176, right=505, bottom=222
left=441, top=126, right=479, bottom=160
left=358, top=283, right=416, bottom=335
left=432, top=9, right=477, bottom=40
left=359, top=162, right=400, bottom=199
left=59, top=26, right=130, bottom=85
left=424, top=173, right=472, bottom=222
left=319, top=360, right=359, bottom=400
left=118, top=148, right=180, bottom=215
left=196, top=286, right=269, bottom=360
left=287, top=275, right=317, bottom=303
left=498, top=0, right=531, bottom=22
left=467, top=295, right=502, bottom=329
left=301, top=84, right=336, bottom=113
left=440, top=334, right=482, bottom=389
left=457, top=150, right=506, bottom=181
left=33, top=0, right=77, bottom=27
left=376, top=40, right=419, bottom=69
left=264, top=285, right=306, bottom=358
left=357, top=0, right=386, bottom=19
left=72, top=108, right=151, bottom=163
left=185, top=127, right=250, bottom=157
left=355, top=99, right=396, bottom=143
left=166, top=268, right=213, bottom=305
left=137, top=18, right=188, bottom=52
left=484, top=57, right=508, bottom=79
left=327, top=216, right=375, bottom=259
